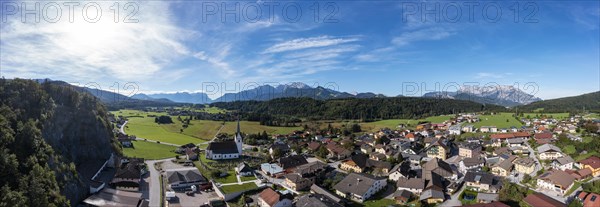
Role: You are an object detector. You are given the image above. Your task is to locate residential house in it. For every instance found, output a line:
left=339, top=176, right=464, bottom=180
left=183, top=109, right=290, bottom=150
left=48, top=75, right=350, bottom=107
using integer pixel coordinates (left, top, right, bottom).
left=578, top=156, right=600, bottom=177
left=278, top=155, right=308, bottom=172
left=459, top=142, right=482, bottom=158
left=506, top=138, right=525, bottom=148
left=285, top=161, right=328, bottom=191
left=294, top=193, right=343, bottom=207
left=110, top=158, right=144, bottom=192
left=463, top=201, right=509, bottom=207
left=235, top=162, right=254, bottom=176
left=309, top=184, right=343, bottom=204
left=307, top=142, right=321, bottom=152
left=577, top=192, right=600, bottom=207
left=476, top=193, right=500, bottom=204
left=326, top=142, right=352, bottom=160
left=360, top=144, right=373, bottom=154
left=536, top=169, right=576, bottom=195
left=117, top=134, right=134, bottom=148
left=261, top=163, right=284, bottom=177
left=491, top=155, right=517, bottom=177
left=388, top=162, right=410, bottom=181
left=462, top=125, right=475, bottom=133
left=340, top=154, right=391, bottom=175
left=165, top=168, right=207, bottom=189
left=523, top=192, right=567, bottom=207
left=258, top=188, right=293, bottom=207
left=449, top=125, right=462, bottom=135
left=459, top=157, right=485, bottom=174
left=396, top=177, right=425, bottom=195
left=534, top=132, right=554, bottom=145
left=333, top=173, right=387, bottom=203
left=513, top=157, right=536, bottom=175
left=537, top=144, right=564, bottom=160
left=423, top=158, right=457, bottom=180
left=427, top=139, right=449, bottom=160
left=552, top=156, right=574, bottom=171
left=464, top=171, right=500, bottom=193
left=420, top=188, right=445, bottom=204
left=480, top=126, right=497, bottom=133
left=393, top=190, right=413, bottom=205
left=269, top=142, right=291, bottom=155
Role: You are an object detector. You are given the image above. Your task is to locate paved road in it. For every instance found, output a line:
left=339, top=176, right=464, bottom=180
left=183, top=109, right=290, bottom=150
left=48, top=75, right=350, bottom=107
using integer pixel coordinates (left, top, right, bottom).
left=120, top=121, right=128, bottom=134
left=146, top=159, right=172, bottom=207
left=440, top=180, right=465, bottom=207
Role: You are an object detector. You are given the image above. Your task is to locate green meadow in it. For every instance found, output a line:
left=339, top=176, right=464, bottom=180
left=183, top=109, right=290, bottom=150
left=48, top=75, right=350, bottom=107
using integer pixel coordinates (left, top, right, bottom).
left=122, top=140, right=178, bottom=160
left=474, top=113, right=523, bottom=129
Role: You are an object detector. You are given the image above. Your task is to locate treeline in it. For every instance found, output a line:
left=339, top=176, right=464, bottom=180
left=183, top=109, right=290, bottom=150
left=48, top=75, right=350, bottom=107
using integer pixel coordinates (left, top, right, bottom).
left=516, top=91, right=600, bottom=113
left=0, top=78, right=118, bottom=206
left=211, top=97, right=506, bottom=121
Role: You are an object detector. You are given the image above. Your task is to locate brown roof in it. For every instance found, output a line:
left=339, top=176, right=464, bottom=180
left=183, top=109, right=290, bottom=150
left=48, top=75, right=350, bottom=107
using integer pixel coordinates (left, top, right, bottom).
left=490, top=134, right=514, bottom=139
left=463, top=201, right=510, bottom=207
left=538, top=170, right=575, bottom=190
left=259, top=188, right=281, bottom=207
left=580, top=156, right=600, bottom=169
left=534, top=132, right=553, bottom=139
left=523, top=192, right=566, bottom=207
left=307, top=142, right=321, bottom=151
left=396, top=177, right=425, bottom=190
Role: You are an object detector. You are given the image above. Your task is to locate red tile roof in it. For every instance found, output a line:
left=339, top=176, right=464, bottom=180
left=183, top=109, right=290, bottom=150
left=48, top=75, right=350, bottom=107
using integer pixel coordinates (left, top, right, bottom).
left=523, top=192, right=566, bottom=207
left=580, top=156, right=600, bottom=169
left=259, top=188, right=280, bottom=207
left=583, top=192, right=600, bottom=207
left=490, top=134, right=515, bottom=139
left=534, top=133, right=553, bottom=139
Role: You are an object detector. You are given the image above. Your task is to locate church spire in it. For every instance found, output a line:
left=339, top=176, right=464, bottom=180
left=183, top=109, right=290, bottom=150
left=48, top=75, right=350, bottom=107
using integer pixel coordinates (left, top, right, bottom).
left=236, top=115, right=241, bottom=135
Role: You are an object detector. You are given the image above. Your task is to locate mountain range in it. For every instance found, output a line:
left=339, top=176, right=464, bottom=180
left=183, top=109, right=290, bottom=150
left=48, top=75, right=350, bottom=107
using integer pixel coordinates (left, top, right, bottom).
left=134, top=82, right=541, bottom=107
left=422, top=85, right=542, bottom=107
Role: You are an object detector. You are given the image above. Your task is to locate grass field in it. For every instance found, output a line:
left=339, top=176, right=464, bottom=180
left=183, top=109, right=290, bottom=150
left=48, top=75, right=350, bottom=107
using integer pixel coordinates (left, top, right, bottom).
left=114, top=109, right=302, bottom=143
left=124, top=116, right=206, bottom=145
left=240, top=176, right=257, bottom=182
left=362, top=199, right=399, bottom=207
left=122, top=140, right=178, bottom=159
left=521, top=113, right=570, bottom=120
left=315, top=115, right=455, bottom=132
left=474, top=113, right=523, bottom=129
left=219, top=182, right=259, bottom=194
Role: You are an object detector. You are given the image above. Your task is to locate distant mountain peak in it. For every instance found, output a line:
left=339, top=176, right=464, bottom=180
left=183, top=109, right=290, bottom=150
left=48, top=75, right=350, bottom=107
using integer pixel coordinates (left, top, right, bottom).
left=423, top=85, right=542, bottom=107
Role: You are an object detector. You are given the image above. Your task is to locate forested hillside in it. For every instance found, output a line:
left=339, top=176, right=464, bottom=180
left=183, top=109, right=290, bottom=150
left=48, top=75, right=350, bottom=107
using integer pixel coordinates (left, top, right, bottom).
left=517, top=91, right=600, bottom=113
left=0, top=79, right=119, bottom=206
left=211, top=97, right=506, bottom=121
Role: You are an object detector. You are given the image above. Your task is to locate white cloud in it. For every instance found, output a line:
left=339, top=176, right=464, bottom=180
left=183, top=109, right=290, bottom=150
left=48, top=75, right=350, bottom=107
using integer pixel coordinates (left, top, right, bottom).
left=392, top=27, right=455, bottom=46
left=0, top=1, right=191, bottom=82
left=263, top=36, right=360, bottom=54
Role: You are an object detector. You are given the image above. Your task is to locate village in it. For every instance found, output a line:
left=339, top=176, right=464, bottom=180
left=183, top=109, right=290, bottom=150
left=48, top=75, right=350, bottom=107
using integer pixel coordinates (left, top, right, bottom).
left=81, top=110, right=600, bottom=207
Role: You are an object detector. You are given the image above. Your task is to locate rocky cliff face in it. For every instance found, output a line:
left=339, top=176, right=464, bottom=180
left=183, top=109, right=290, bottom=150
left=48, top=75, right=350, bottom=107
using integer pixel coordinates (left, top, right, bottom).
left=41, top=83, right=118, bottom=205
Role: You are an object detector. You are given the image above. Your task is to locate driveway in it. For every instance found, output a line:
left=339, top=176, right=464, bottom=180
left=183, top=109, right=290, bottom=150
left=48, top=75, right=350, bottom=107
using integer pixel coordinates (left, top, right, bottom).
left=146, top=158, right=174, bottom=207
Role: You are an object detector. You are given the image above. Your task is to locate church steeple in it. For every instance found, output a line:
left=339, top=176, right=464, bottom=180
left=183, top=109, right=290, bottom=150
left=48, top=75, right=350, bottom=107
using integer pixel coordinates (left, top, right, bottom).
left=235, top=115, right=243, bottom=154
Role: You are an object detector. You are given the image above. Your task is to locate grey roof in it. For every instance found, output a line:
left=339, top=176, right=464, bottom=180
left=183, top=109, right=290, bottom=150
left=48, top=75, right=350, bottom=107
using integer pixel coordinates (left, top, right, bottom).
left=537, top=144, right=562, bottom=154
left=459, top=142, right=482, bottom=150
left=166, top=169, right=206, bottom=185
left=333, top=173, right=385, bottom=196
left=396, top=177, right=425, bottom=190
left=462, top=157, right=485, bottom=167
left=420, top=189, right=445, bottom=200
left=555, top=156, right=574, bottom=165
left=237, top=162, right=253, bottom=173
left=294, top=161, right=327, bottom=175
left=279, top=155, right=308, bottom=169
left=464, top=171, right=494, bottom=185
left=506, top=138, right=525, bottom=144
left=310, top=184, right=342, bottom=203
left=494, top=156, right=516, bottom=170
left=294, top=194, right=343, bottom=207
left=476, top=193, right=499, bottom=202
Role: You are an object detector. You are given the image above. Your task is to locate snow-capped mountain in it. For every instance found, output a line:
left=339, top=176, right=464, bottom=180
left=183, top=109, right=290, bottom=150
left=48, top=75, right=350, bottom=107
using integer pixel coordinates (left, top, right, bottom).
left=423, top=85, right=542, bottom=107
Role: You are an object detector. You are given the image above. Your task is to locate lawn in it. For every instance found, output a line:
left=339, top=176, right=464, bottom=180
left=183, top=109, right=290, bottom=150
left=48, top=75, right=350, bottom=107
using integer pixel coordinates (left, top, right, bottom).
left=240, top=176, right=257, bottom=182
left=335, top=115, right=455, bottom=132
left=214, top=170, right=238, bottom=184
left=474, top=113, right=523, bottom=129
left=363, top=199, right=400, bottom=207
left=125, top=116, right=206, bottom=145
left=122, top=140, right=178, bottom=160
left=220, top=121, right=302, bottom=135
left=576, top=151, right=599, bottom=161
left=219, top=182, right=259, bottom=194
left=563, top=145, right=576, bottom=154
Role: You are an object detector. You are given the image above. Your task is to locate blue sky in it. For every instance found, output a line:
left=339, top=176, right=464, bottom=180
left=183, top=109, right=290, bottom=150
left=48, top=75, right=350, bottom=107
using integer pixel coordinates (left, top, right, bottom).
left=0, top=0, right=598, bottom=99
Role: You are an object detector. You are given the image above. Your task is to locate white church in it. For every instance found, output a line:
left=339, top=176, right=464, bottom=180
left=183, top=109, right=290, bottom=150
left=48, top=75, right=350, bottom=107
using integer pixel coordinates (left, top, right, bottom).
left=205, top=119, right=243, bottom=160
